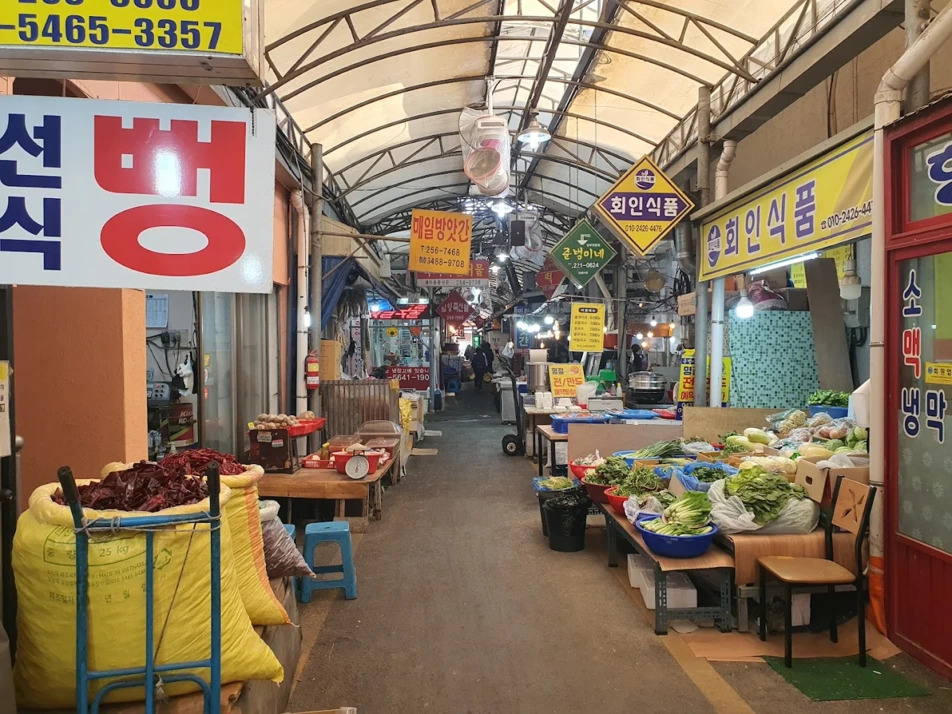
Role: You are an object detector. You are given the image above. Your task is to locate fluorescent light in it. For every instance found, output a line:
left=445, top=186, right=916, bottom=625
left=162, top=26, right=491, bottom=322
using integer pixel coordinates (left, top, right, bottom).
left=749, top=251, right=820, bottom=275
left=516, top=320, right=528, bottom=330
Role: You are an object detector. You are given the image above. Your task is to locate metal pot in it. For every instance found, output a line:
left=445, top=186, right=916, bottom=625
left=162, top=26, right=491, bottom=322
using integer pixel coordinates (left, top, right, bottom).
left=527, top=362, right=550, bottom=392
left=629, top=371, right=667, bottom=390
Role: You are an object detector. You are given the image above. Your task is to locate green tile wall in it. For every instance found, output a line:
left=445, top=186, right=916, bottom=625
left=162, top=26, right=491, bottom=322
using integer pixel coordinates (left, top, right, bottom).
left=727, top=311, right=819, bottom=409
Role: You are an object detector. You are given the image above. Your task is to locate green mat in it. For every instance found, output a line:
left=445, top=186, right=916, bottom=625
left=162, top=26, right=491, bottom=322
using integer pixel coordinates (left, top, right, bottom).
left=764, top=657, right=930, bottom=701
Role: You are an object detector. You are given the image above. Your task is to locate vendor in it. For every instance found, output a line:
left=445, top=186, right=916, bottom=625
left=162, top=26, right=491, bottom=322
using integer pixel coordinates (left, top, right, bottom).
left=630, top=342, right=650, bottom=372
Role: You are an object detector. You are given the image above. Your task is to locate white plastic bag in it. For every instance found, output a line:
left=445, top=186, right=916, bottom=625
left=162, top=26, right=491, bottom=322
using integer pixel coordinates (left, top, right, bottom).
left=623, top=494, right=665, bottom=524
left=708, top=480, right=820, bottom=535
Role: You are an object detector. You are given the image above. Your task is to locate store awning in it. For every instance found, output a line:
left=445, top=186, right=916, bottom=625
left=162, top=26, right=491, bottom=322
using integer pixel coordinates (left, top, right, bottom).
left=321, top=256, right=402, bottom=328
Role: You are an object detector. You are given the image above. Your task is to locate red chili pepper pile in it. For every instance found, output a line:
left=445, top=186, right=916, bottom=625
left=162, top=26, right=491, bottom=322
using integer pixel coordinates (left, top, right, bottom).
left=51, top=461, right=208, bottom=512
left=160, top=448, right=246, bottom=476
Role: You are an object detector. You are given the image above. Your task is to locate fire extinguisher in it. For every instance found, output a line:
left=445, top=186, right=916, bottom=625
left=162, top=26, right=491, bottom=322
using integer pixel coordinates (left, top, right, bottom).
left=305, top=350, right=320, bottom=390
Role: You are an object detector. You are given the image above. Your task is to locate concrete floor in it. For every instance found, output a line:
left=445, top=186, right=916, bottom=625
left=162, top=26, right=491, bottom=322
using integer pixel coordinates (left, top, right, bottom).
left=288, top=386, right=952, bottom=714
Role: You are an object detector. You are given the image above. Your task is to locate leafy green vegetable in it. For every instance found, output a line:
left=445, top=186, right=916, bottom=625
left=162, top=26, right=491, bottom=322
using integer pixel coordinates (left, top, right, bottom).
left=632, top=440, right=687, bottom=459
left=720, top=441, right=749, bottom=455
left=808, top=389, right=850, bottom=407
left=725, top=466, right=808, bottom=525
left=613, top=466, right=664, bottom=497
left=589, top=456, right=630, bottom=485
left=663, top=491, right=712, bottom=528
left=641, top=518, right=713, bottom=536
left=689, top=466, right=729, bottom=483
left=537, top=477, right=575, bottom=491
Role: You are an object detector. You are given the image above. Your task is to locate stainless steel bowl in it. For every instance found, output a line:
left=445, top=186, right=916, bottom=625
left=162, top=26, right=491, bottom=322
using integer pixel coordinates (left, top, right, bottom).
left=629, top=371, right=667, bottom=390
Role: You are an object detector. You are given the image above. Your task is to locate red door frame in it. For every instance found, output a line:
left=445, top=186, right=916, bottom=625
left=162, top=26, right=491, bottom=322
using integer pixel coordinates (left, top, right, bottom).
left=884, top=98, right=952, bottom=679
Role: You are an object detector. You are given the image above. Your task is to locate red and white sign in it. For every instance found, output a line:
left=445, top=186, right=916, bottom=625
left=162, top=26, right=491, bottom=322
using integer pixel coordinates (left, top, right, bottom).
left=370, top=304, right=430, bottom=321
left=386, top=365, right=430, bottom=390
left=536, top=255, right=566, bottom=300
left=416, top=259, right=491, bottom=288
left=0, top=96, right=275, bottom=292
left=436, top=289, right=475, bottom=325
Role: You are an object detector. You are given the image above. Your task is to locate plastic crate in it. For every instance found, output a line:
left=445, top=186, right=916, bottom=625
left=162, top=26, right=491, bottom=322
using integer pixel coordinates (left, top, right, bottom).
left=635, top=515, right=718, bottom=558
left=607, top=409, right=658, bottom=423
left=550, top=413, right=609, bottom=434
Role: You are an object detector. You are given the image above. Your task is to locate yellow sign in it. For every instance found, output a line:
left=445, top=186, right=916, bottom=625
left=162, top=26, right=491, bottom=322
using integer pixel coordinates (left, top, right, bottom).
left=592, top=155, right=695, bottom=256
left=386, top=327, right=399, bottom=338
left=548, top=363, right=586, bottom=399
left=699, top=131, right=873, bottom=281
left=0, top=0, right=244, bottom=54
left=409, top=209, right=473, bottom=275
left=676, top=349, right=731, bottom=406
left=791, top=245, right=853, bottom=288
left=569, top=303, right=605, bottom=352
left=925, top=362, right=952, bottom=385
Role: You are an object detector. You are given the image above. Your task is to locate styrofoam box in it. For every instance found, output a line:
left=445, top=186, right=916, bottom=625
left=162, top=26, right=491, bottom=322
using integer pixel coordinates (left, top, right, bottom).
left=641, top=571, right=697, bottom=610
left=627, top=554, right=649, bottom=589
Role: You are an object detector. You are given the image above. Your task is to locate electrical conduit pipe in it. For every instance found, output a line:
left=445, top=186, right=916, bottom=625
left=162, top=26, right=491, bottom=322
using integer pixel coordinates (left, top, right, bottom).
left=708, top=139, right=737, bottom=408
left=291, top=190, right=310, bottom=417
left=869, top=4, right=952, bottom=633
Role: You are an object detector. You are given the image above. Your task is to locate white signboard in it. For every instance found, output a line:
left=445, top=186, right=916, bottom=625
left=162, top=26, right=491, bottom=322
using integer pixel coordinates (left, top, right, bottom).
left=0, top=95, right=275, bottom=292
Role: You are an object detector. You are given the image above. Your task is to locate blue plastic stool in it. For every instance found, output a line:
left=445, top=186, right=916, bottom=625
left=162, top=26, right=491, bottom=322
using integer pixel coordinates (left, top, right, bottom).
left=300, top=522, right=357, bottom=602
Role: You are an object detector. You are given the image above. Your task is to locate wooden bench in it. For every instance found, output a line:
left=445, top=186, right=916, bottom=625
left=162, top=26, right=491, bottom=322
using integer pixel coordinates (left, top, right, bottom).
left=600, top=505, right=735, bottom=634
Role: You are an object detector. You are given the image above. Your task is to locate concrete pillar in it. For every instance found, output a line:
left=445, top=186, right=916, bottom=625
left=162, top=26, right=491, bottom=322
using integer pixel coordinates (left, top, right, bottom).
left=13, top=288, right=146, bottom=509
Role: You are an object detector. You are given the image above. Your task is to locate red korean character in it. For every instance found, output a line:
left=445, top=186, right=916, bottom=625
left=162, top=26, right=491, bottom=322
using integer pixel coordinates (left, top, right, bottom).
left=94, top=116, right=245, bottom=204
left=903, top=327, right=921, bottom=379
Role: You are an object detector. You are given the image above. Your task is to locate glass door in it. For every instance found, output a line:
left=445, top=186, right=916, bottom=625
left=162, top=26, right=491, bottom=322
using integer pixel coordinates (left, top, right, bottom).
left=201, top=293, right=236, bottom=454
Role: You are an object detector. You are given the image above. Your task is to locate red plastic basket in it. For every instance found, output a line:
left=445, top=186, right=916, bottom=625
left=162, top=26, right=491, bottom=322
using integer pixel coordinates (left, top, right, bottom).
left=581, top=476, right=611, bottom=504
left=604, top=486, right=630, bottom=516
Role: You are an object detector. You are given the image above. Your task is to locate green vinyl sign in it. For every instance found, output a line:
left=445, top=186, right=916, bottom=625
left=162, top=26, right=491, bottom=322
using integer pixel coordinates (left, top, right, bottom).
left=549, top=219, right=616, bottom=288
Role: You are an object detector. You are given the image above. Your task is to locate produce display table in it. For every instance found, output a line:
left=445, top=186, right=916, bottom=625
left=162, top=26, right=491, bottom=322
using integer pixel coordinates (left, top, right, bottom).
left=719, top=530, right=858, bottom=632
left=523, top=405, right=559, bottom=460
left=257, top=458, right=396, bottom=523
left=600, top=505, right=734, bottom=635
left=535, top=424, right=568, bottom=478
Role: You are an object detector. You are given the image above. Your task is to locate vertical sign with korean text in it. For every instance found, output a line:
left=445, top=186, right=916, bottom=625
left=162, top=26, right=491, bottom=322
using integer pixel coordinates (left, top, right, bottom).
left=569, top=303, right=604, bottom=352
left=409, top=209, right=472, bottom=275
left=593, top=155, right=694, bottom=256
left=512, top=305, right=530, bottom=350
left=897, top=256, right=950, bottom=552
left=0, top=361, right=9, bottom=458
left=700, top=131, right=872, bottom=281
left=548, top=363, right=585, bottom=399
left=675, top=349, right=731, bottom=418
left=549, top=219, right=616, bottom=288
left=0, top=96, right=275, bottom=292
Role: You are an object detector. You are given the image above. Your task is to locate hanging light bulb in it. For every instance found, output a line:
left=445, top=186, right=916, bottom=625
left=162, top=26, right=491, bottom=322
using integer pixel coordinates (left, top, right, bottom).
left=516, top=113, right=552, bottom=148
left=650, top=318, right=658, bottom=327
left=635, top=332, right=644, bottom=340
left=641, top=341, right=649, bottom=349
left=736, top=288, right=755, bottom=319
left=669, top=322, right=677, bottom=330
left=492, top=200, right=514, bottom=217
left=544, top=315, right=554, bottom=325
left=839, top=259, right=863, bottom=300
left=647, top=331, right=654, bottom=338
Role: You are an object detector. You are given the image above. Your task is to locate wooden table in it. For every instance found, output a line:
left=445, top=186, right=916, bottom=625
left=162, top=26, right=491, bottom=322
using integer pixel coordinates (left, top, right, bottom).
left=535, top=424, right=568, bottom=478
left=600, top=505, right=734, bottom=634
left=257, top=457, right=396, bottom=522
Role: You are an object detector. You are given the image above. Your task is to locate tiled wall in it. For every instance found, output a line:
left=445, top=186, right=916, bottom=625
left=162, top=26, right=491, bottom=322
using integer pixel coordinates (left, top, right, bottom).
left=727, top=311, right=819, bottom=409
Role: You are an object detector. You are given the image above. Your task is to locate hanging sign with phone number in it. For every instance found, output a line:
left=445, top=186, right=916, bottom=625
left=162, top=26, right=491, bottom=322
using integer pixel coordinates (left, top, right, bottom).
left=0, top=0, right=243, bottom=54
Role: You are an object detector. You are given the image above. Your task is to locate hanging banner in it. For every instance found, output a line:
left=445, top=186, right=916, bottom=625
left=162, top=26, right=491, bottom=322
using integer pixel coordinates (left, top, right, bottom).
left=548, top=363, right=585, bottom=399
left=699, top=131, right=873, bottom=281
left=512, top=305, right=530, bottom=350
left=416, top=259, right=489, bottom=288
left=791, top=245, right=852, bottom=287
left=0, top=95, right=276, bottom=292
left=675, top=349, right=731, bottom=417
left=535, top=254, right=566, bottom=300
left=549, top=219, right=616, bottom=288
left=409, top=209, right=472, bottom=275
left=0, top=360, right=9, bottom=458
left=435, top=289, right=474, bottom=325
left=570, top=303, right=605, bottom=352
left=386, top=366, right=430, bottom=391
left=0, top=0, right=262, bottom=85
left=593, top=156, right=694, bottom=257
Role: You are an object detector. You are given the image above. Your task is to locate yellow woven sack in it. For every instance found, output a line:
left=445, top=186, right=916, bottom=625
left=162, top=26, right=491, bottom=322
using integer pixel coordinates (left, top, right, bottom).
left=13, top=481, right=283, bottom=709
left=102, top=463, right=290, bottom=626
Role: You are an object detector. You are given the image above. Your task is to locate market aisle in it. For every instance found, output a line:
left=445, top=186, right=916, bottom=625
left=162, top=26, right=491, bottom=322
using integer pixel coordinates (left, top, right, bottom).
left=288, top=388, right=718, bottom=713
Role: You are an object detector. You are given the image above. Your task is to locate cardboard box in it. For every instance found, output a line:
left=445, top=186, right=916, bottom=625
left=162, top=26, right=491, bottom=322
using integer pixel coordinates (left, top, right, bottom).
left=778, top=287, right=809, bottom=310
left=795, top=456, right=870, bottom=508
left=678, top=292, right=696, bottom=317
left=321, top=339, right=342, bottom=381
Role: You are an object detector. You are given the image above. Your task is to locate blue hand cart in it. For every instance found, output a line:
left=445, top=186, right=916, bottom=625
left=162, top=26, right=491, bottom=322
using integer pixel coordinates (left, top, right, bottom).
left=56, top=461, right=223, bottom=714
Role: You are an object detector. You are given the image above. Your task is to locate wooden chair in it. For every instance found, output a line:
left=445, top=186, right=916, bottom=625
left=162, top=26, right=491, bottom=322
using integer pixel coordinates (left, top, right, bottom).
left=757, top=475, right=876, bottom=668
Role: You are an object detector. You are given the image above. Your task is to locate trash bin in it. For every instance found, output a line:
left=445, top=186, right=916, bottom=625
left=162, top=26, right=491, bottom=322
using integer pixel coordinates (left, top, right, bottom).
left=542, top=491, right=590, bottom=552
left=535, top=487, right=579, bottom=536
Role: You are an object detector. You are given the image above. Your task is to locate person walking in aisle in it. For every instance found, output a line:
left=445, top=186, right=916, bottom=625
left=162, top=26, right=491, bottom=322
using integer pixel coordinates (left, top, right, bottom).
left=471, top=345, right=489, bottom=392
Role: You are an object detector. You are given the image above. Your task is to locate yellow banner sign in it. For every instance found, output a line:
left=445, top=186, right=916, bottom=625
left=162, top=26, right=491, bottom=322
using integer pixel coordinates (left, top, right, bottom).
left=699, top=131, right=873, bottom=281
left=409, top=209, right=472, bottom=275
left=676, top=349, right=731, bottom=406
left=0, top=0, right=244, bottom=54
left=791, top=245, right=853, bottom=288
left=925, top=362, right=952, bottom=385
left=548, top=363, right=585, bottom=399
left=569, top=303, right=605, bottom=352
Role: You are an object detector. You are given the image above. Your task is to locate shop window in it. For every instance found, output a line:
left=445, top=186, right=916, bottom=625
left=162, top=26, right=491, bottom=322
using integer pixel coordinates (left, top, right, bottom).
left=237, top=292, right=272, bottom=454
left=909, top=130, right=952, bottom=224
left=897, top=254, right=952, bottom=553
left=202, top=292, right=235, bottom=454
